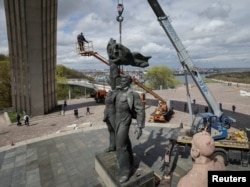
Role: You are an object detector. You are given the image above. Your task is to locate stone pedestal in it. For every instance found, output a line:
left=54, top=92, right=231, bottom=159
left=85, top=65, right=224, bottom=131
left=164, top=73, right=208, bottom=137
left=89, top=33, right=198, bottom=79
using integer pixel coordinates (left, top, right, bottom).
left=95, top=152, right=155, bottom=187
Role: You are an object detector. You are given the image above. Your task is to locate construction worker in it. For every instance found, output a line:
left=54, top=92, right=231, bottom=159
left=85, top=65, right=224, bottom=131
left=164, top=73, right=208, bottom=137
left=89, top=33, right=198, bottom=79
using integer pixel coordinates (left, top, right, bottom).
left=77, top=32, right=89, bottom=51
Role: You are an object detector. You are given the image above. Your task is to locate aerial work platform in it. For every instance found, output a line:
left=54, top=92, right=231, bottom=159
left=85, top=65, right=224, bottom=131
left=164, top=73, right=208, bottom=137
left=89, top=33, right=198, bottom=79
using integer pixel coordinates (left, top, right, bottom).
left=76, top=41, right=95, bottom=56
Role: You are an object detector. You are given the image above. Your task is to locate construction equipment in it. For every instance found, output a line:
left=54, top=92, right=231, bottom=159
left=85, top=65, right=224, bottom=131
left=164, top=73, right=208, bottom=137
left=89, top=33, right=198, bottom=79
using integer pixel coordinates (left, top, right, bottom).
left=148, top=0, right=236, bottom=140
left=176, top=130, right=250, bottom=167
left=94, top=89, right=107, bottom=104
left=132, top=78, right=171, bottom=122
left=148, top=0, right=250, bottom=167
left=76, top=42, right=173, bottom=122
left=76, top=41, right=94, bottom=57
left=90, top=81, right=108, bottom=104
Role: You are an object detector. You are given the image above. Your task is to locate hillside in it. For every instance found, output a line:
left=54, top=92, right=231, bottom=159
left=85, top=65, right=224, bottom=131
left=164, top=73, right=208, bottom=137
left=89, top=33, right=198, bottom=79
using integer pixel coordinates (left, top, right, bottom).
left=57, top=64, right=94, bottom=81
left=207, top=71, right=250, bottom=84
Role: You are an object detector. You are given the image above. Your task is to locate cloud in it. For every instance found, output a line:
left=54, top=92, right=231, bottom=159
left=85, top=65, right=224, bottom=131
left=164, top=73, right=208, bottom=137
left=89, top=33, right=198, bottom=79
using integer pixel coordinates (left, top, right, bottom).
left=193, top=20, right=226, bottom=33
left=0, top=0, right=250, bottom=70
left=200, top=1, right=232, bottom=19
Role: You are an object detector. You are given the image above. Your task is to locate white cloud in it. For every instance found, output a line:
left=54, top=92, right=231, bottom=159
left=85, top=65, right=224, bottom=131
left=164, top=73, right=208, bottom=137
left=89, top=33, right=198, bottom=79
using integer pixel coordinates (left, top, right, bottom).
left=141, top=43, right=170, bottom=54
left=201, top=1, right=232, bottom=19
left=0, top=0, right=250, bottom=70
left=193, top=20, right=225, bottom=33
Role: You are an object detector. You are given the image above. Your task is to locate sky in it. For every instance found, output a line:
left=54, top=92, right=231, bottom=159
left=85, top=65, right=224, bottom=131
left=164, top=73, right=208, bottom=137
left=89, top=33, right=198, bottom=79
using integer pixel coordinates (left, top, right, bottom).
left=0, top=0, right=250, bottom=71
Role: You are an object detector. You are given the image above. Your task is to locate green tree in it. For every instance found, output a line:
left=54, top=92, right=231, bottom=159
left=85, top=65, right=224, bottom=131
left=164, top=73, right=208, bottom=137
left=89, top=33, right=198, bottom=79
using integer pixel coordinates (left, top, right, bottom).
left=56, top=64, right=95, bottom=99
left=145, top=66, right=180, bottom=89
left=0, top=60, right=12, bottom=109
left=56, top=65, right=70, bottom=100
left=0, top=59, right=99, bottom=105
left=0, top=53, right=9, bottom=61
left=56, top=64, right=94, bottom=81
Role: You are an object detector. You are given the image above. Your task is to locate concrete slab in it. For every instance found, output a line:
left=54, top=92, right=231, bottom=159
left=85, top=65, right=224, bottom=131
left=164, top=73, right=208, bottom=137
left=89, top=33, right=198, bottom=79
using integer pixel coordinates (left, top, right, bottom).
left=0, top=84, right=250, bottom=186
left=95, top=151, right=154, bottom=187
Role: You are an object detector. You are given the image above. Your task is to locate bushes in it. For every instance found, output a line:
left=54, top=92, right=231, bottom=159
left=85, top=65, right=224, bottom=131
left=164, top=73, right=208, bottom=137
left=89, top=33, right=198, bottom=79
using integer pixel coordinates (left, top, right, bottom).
left=8, top=112, right=18, bottom=123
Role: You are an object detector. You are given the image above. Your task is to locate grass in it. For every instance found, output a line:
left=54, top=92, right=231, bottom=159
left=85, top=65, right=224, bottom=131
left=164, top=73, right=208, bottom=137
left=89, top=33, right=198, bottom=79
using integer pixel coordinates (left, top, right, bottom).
left=8, top=111, right=18, bottom=123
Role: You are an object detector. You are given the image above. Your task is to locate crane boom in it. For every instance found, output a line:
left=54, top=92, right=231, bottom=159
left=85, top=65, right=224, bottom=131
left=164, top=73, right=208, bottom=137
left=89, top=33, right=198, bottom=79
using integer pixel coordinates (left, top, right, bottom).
left=148, top=0, right=222, bottom=118
left=82, top=51, right=167, bottom=104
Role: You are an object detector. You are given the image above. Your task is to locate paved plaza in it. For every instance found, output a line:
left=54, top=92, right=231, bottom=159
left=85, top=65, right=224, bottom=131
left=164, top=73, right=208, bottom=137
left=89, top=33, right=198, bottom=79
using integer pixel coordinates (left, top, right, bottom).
left=0, top=83, right=250, bottom=187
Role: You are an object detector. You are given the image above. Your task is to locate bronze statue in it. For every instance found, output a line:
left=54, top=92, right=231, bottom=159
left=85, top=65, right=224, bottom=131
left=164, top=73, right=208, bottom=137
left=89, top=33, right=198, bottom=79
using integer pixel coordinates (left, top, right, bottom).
left=103, top=38, right=148, bottom=183
left=107, top=38, right=151, bottom=68
left=106, top=38, right=151, bottom=90
left=103, top=90, right=117, bottom=152
left=114, top=74, right=145, bottom=183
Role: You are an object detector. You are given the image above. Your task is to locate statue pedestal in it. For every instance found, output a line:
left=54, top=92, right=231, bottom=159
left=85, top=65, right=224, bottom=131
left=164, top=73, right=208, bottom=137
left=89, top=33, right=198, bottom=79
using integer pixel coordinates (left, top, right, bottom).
left=95, top=152, right=155, bottom=187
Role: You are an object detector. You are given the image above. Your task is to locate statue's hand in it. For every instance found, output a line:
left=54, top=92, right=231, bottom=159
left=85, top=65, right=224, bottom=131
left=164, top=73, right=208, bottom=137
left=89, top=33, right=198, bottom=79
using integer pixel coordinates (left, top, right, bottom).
left=134, top=126, right=143, bottom=139
left=103, top=116, right=108, bottom=122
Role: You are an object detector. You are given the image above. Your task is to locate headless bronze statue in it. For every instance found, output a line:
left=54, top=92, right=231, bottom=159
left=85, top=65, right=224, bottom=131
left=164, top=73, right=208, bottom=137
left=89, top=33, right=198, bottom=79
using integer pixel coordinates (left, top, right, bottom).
left=103, top=38, right=150, bottom=183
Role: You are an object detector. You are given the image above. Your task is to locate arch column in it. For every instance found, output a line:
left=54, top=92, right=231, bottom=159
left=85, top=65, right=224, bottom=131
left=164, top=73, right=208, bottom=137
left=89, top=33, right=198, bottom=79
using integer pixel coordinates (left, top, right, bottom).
left=4, top=0, right=58, bottom=116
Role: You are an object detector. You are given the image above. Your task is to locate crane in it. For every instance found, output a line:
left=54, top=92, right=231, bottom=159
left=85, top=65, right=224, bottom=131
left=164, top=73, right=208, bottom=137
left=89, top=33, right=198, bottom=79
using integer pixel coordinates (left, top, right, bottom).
left=148, top=0, right=236, bottom=140
left=147, top=1, right=250, bottom=180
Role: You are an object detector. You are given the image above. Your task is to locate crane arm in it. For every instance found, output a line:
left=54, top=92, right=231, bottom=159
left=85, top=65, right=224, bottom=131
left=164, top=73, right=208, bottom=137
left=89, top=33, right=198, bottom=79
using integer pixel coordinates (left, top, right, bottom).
left=92, top=52, right=166, bottom=103
left=132, top=78, right=166, bottom=103
left=148, top=0, right=222, bottom=117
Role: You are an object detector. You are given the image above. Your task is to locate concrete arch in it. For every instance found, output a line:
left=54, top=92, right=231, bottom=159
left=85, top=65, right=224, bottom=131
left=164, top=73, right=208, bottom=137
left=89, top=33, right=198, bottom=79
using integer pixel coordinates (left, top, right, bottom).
left=4, top=0, right=58, bottom=116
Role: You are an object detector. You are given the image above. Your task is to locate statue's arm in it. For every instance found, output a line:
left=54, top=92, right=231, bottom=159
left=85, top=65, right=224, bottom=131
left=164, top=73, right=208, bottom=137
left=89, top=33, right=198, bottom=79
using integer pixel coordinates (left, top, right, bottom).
left=133, top=92, right=145, bottom=128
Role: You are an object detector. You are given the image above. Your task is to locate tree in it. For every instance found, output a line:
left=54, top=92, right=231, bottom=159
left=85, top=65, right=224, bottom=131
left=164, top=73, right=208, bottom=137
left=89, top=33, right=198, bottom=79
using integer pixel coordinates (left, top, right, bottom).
left=56, top=64, right=94, bottom=80
left=0, top=61, right=12, bottom=109
left=0, top=54, right=9, bottom=61
left=144, top=66, right=180, bottom=89
left=56, top=65, right=70, bottom=100
left=56, top=64, right=95, bottom=99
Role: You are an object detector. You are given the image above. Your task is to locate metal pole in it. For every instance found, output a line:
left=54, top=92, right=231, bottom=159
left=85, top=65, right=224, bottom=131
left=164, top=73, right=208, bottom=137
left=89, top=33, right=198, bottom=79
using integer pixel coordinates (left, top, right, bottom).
left=69, top=88, right=71, bottom=100
left=117, top=2, right=124, bottom=71
left=119, top=20, right=122, bottom=71
left=184, top=68, right=193, bottom=125
left=119, top=21, right=122, bottom=44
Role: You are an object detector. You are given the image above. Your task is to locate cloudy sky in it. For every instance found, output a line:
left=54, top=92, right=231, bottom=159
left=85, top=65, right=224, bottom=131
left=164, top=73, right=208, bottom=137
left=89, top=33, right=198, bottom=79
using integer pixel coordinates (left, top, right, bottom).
left=0, top=0, right=250, bottom=71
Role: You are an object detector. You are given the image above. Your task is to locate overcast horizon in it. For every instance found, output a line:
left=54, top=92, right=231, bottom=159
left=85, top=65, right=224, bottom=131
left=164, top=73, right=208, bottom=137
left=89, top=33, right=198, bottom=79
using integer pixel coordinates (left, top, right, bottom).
left=1, top=0, right=250, bottom=71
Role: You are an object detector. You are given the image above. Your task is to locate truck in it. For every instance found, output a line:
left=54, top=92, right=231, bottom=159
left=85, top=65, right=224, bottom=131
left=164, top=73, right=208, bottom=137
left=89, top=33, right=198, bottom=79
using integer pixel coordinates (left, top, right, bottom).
left=177, top=129, right=250, bottom=166
left=148, top=0, right=250, bottom=166
left=94, top=89, right=107, bottom=104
